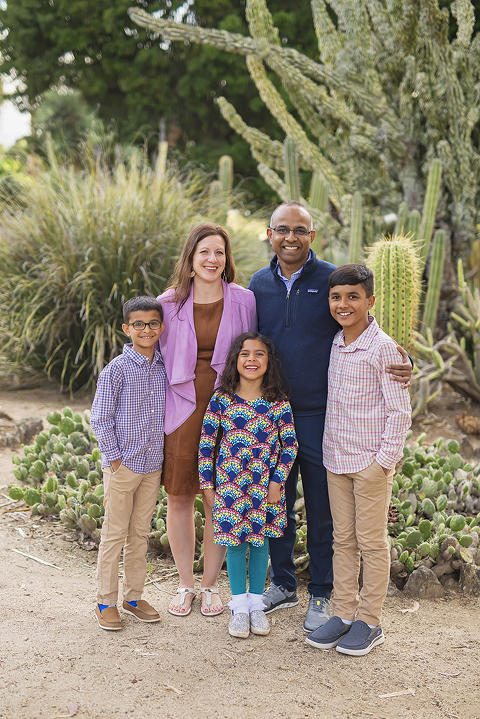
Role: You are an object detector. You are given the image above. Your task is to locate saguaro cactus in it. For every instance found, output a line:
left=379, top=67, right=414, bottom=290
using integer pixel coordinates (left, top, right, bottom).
left=366, top=234, right=422, bottom=352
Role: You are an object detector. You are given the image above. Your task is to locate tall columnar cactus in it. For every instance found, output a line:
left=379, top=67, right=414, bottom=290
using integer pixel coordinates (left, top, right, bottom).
left=417, top=160, right=443, bottom=268
left=395, top=202, right=409, bottom=236
left=209, top=155, right=235, bottom=225
left=407, top=210, right=421, bottom=243
left=349, top=191, right=362, bottom=264
left=130, top=0, right=480, bottom=262
left=219, top=155, right=233, bottom=195
left=422, top=230, right=446, bottom=338
left=284, top=137, right=301, bottom=201
left=366, top=234, right=422, bottom=352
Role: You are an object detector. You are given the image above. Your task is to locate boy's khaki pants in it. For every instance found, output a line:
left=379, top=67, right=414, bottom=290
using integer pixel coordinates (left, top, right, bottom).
left=327, top=461, right=394, bottom=627
left=97, top=465, right=161, bottom=606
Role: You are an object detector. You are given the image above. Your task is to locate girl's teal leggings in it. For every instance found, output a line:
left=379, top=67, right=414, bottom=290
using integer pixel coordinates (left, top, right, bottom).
left=226, top=540, right=269, bottom=595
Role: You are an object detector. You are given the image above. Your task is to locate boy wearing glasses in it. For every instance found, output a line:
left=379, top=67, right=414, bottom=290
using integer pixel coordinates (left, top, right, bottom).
left=90, top=296, right=166, bottom=630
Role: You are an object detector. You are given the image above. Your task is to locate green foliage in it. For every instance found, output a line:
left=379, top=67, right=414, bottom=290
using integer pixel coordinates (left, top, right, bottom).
left=33, top=89, right=100, bottom=160
left=131, top=0, right=480, bottom=260
left=0, top=145, right=268, bottom=391
left=0, top=0, right=319, bottom=204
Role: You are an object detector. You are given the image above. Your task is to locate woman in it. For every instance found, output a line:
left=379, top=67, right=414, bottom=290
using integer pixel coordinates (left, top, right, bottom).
left=158, top=222, right=257, bottom=616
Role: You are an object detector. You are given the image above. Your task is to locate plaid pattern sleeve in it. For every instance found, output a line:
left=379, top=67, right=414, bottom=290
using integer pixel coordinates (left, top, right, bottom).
left=323, top=318, right=411, bottom=474
left=269, top=400, right=298, bottom=484
left=90, top=344, right=166, bottom=474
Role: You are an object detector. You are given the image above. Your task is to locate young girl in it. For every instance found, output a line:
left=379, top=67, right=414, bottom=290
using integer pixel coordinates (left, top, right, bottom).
left=199, top=332, right=298, bottom=638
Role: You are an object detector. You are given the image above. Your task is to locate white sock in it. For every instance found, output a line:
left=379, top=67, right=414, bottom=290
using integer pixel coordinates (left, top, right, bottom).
left=228, top=593, right=249, bottom=615
left=367, top=624, right=379, bottom=629
left=340, top=618, right=353, bottom=625
left=248, top=593, right=266, bottom=612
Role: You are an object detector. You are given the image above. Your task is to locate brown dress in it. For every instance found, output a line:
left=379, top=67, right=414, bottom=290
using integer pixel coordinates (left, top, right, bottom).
left=162, top=299, right=223, bottom=495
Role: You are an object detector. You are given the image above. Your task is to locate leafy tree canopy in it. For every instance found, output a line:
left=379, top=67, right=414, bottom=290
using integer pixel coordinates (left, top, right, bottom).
left=0, top=0, right=318, bottom=201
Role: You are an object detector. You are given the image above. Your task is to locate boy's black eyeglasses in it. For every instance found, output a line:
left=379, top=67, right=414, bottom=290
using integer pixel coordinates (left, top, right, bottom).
left=127, top=321, right=162, bottom=330
left=269, top=226, right=313, bottom=237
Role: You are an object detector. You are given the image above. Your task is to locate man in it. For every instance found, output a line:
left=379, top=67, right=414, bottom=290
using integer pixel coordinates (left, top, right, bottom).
left=248, top=201, right=412, bottom=632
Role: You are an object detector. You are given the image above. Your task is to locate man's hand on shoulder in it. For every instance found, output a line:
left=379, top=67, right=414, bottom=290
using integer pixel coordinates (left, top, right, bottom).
left=385, top=344, right=412, bottom=388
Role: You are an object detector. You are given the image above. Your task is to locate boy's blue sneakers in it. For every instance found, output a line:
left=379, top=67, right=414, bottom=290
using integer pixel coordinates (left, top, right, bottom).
left=336, top=620, right=385, bottom=655
left=305, top=616, right=351, bottom=649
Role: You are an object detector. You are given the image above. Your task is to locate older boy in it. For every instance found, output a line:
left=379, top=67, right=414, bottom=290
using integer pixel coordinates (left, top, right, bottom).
left=306, top=265, right=411, bottom=655
left=90, top=296, right=166, bottom=630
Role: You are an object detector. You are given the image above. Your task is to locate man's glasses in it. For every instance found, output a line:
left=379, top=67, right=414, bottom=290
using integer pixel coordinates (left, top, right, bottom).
left=127, top=321, right=162, bottom=330
left=269, top=226, right=313, bottom=237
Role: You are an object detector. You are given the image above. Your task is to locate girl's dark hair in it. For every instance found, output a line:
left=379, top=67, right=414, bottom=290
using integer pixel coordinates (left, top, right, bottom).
left=219, top=332, right=288, bottom=403
left=166, top=222, right=238, bottom=309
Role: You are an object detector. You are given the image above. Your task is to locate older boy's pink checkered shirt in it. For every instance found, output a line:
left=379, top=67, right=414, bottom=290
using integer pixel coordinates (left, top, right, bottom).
left=323, top=316, right=411, bottom=474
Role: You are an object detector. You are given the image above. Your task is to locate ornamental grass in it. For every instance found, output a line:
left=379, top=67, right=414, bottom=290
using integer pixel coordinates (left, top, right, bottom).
left=0, top=146, right=268, bottom=393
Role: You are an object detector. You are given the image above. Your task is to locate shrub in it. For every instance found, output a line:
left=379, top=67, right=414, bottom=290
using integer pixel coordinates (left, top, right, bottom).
left=0, top=147, right=268, bottom=392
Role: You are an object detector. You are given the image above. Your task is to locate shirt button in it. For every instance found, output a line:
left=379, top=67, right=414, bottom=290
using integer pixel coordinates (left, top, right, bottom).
left=151, top=391, right=153, bottom=394
left=151, top=409, right=154, bottom=413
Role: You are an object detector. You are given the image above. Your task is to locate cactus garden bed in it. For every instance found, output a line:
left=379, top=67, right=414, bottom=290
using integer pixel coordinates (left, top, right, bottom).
left=3, top=395, right=480, bottom=597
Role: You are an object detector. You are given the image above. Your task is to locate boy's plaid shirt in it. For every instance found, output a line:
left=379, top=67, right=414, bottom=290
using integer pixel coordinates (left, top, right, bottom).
left=323, top=317, right=411, bottom=474
left=90, top=344, right=166, bottom=473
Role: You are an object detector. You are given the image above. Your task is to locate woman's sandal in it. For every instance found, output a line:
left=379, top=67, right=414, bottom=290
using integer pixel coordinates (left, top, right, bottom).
left=200, top=587, right=224, bottom=616
left=168, top=588, right=196, bottom=617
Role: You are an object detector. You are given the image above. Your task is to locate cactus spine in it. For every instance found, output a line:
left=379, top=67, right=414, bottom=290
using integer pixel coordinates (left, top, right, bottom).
left=422, top=230, right=446, bottom=337
left=366, top=234, right=422, bottom=352
left=349, top=191, right=362, bottom=264
left=418, top=159, right=442, bottom=267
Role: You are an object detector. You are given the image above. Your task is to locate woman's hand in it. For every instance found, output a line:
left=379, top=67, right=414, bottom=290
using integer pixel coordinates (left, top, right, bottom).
left=386, top=344, right=412, bottom=388
left=267, top=481, right=281, bottom=504
left=202, top=488, right=216, bottom=510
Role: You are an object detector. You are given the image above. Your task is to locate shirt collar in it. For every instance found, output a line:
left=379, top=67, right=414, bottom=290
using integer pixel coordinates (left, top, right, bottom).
left=333, top=315, right=379, bottom=351
left=276, top=250, right=312, bottom=282
left=123, top=343, right=164, bottom=366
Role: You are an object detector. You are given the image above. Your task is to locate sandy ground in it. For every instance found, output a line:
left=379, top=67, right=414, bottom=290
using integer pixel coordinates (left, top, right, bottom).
left=1, top=386, right=480, bottom=719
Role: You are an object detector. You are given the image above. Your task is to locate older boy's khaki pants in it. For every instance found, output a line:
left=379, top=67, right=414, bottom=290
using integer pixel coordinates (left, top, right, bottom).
left=97, top=465, right=161, bottom=606
left=327, top=461, right=394, bottom=627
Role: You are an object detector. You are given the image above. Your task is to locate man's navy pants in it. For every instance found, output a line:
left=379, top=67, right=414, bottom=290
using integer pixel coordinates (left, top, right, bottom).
left=269, top=411, right=334, bottom=598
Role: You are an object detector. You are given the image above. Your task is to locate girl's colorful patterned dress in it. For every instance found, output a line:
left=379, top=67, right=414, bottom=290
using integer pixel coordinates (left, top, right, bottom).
left=199, top=392, right=298, bottom=547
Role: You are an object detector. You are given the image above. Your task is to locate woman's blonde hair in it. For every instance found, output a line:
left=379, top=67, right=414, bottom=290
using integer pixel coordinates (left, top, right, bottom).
left=166, top=222, right=238, bottom=308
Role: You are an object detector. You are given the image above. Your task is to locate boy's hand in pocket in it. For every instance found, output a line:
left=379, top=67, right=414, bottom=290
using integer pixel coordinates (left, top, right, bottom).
left=111, top=459, right=122, bottom=472
left=267, top=481, right=281, bottom=504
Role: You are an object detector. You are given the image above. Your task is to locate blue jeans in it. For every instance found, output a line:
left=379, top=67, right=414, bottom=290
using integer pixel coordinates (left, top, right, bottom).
left=268, top=411, right=333, bottom=597
left=226, top=541, right=270, bottom=595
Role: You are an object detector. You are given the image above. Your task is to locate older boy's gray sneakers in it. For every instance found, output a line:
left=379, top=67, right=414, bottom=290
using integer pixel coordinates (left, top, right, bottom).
left=262, top=584, right=299, bottom=613
left=336, top=620, right=385, bottom=656
left=303, top=595, right=330, bottom=632
left=305, top=616, right=351, bottom=649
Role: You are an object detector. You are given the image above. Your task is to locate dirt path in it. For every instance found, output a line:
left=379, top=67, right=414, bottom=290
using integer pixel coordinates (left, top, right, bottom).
left=1, top=387, right=480, bottom=719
